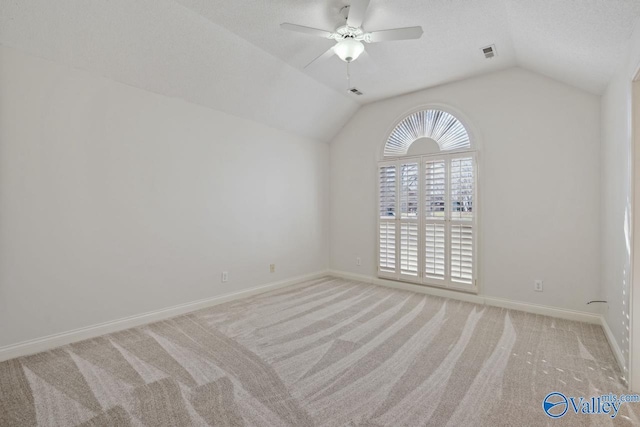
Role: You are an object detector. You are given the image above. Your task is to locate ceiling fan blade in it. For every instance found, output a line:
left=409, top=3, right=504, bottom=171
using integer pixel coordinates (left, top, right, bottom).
left=346, top=0, right=370, bottom=28
left=366, top=26, right=424, bottom=43
left=280, top=23, right=333, bottom=39
left=304, top=46, right=336, bottom=69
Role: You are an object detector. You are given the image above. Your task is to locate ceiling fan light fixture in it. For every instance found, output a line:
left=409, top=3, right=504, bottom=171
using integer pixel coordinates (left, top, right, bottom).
left=334, top=38, right=364, bottom=62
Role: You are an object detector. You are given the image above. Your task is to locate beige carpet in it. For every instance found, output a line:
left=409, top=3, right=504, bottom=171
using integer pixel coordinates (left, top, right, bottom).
left=1, top=276, right=638, bottom=426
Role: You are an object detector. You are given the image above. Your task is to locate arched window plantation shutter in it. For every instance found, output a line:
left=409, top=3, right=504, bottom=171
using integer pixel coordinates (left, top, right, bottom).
left=378, top=109, right=477, bottom=292
left=384, top=110, right=471, bottom=157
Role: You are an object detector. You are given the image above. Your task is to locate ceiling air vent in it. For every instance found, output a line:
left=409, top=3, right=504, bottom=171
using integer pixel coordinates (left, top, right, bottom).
left=349, top=88, right=363, bottom=95
left=481, top=44, right=496, bottom=59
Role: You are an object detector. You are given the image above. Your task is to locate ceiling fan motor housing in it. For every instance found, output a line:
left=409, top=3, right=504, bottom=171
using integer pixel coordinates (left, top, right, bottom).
left=332, top=25, right=365, bottom=41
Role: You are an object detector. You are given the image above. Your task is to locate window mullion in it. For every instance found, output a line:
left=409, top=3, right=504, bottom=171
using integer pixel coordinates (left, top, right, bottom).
left=394, top=160, right=400, bottom=280
left=418, top=159, right=424, bottom=282
left=445, top=155, right=451, bottom=284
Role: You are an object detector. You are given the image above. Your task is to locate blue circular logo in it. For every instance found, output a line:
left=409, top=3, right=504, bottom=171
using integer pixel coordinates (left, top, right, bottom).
left=543, top=392, right=568, bottom=418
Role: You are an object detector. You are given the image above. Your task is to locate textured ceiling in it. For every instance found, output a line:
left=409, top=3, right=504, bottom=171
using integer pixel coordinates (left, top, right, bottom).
left=504, top=0, right=640, bottom=94
left=175, top=0, right=640, bottom=100
left=1, top=0, right=640, bottom=139
left=177, top=0, right=517, bottom=102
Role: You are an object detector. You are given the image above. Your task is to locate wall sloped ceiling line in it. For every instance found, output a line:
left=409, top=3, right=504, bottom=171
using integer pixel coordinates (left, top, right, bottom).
left=5, top=0, right=640, bottom=132
left=0, top=0, right=360, bottom=143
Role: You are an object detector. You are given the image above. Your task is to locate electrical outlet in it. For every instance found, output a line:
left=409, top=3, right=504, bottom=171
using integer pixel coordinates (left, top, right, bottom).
left=270, top=264, right=275, bottom=273
left=534, top=279, right=543, bottom=292
left=356, top=257, right=362, bottom=266
left=221, top=271, right=229, bottom=283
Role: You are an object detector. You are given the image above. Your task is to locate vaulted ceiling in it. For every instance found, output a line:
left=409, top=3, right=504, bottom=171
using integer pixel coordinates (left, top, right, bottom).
left=2, top=0, right=640, bottom=141
left=179, top=0, right=640, bottom=99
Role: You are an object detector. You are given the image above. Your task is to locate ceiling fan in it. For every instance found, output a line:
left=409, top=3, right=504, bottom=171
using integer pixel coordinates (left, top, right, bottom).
left=280, top=0, right=423, bottom=68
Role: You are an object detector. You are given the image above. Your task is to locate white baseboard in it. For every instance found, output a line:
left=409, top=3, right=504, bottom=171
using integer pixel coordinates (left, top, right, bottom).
left=600, top=315, right=628, bottom=383
left=0, top=271, right=329, bottom=362
left=328, top=270, right=602, bottom=324
left=482, top=296, right=601, bottom=324
left=0, top=269, right=622, bottom=372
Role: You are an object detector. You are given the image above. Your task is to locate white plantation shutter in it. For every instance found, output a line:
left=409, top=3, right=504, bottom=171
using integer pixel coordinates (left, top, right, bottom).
left=424, top=160, right=446, bottom=219
left=379, top=166, right=396, bottom=219
left=450, top=224, right=473, bottom=284
left=378, top=152, right=477, bottom=291
left=424, top=159, right=446, bottom=281
left=379, top=223, right=396, bottom=273
left=449, top=156, right=475, bottom=285
left=450, top=157, right=474, bottom=222
left=384, top=110, right=471, bottom=156
left=400, top=163, right=419, bottom=220
left=400, top=222, right=419, bottom=276
left=378, top=164, right=397, bottom=276
left=425, top=223, right=445, bottom=279
left=399, top=162, right=420, bottom=277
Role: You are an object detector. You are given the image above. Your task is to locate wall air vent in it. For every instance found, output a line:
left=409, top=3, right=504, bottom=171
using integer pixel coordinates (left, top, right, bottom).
left=481, top=45, right=496, bottom=59
left=349, top=88, right=363, bottom=95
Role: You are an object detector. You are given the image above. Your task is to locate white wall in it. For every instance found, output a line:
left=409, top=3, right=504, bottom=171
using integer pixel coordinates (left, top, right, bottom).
left=600, top=22, right=640, bottom=381
left=330, top=67, right=601, bottom=314
left=0, top=46, right=329, bottom=348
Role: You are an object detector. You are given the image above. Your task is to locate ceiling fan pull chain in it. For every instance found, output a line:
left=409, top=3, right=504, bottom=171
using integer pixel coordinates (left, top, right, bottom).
left=346, top=61, right=351, bottom=91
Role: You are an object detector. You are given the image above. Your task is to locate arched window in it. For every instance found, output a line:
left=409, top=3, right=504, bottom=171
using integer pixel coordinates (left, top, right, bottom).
left=378, top=109, right=477, bottom=292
